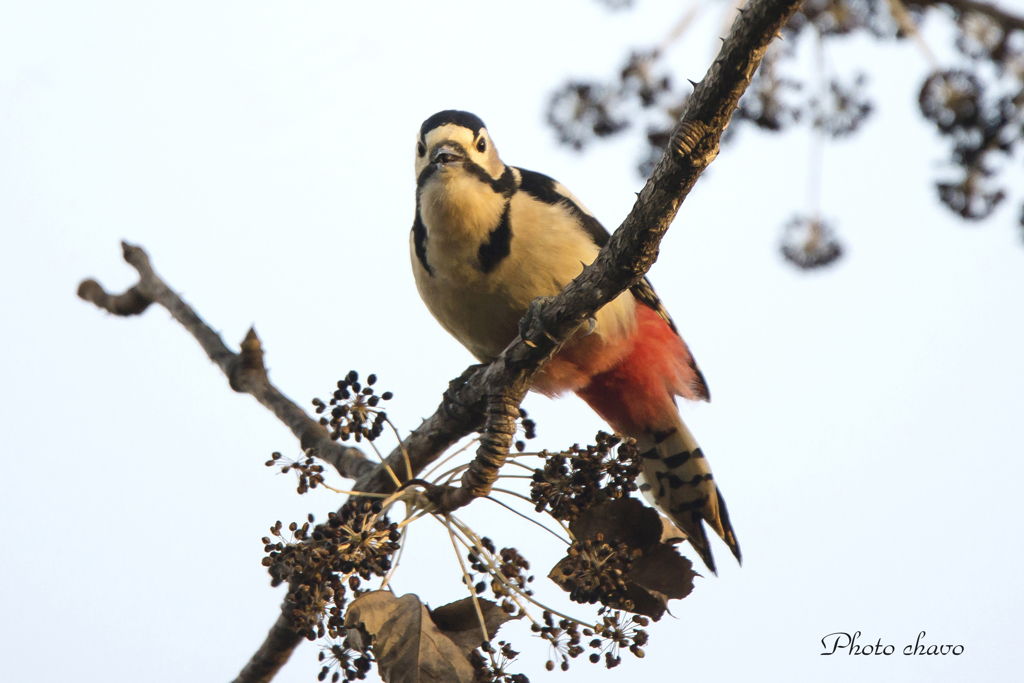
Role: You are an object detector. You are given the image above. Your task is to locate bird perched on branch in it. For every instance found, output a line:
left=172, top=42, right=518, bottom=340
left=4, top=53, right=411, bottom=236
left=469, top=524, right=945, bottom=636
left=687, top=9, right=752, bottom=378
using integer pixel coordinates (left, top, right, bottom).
left=410, top=110, right=740, bottom=573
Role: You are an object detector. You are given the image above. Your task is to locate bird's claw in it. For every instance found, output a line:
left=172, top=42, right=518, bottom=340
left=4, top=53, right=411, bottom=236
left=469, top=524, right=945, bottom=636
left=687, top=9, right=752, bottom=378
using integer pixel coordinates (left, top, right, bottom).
left=518, top=296, right=559, bottom=348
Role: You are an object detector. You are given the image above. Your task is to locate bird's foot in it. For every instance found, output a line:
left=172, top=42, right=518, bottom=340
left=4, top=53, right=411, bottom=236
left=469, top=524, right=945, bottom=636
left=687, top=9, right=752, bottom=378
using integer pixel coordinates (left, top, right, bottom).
left=518, top=296, right=559, bottom=349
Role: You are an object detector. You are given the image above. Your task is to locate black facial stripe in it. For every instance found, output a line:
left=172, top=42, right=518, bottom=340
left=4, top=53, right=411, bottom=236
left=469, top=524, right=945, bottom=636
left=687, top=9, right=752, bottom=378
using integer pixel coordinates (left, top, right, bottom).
left=464, top=161, right=516, bottom=198
left=416, top=164, right=437, bottom=189
left=477, top=202, right=512, bottom=273
left=417, top=158, right=515, bottom=199
left=494, top=165, right=516, bottom=197
left=412, top=206, right=432, bottom=276
left=420, top=110, right=486, bottom=140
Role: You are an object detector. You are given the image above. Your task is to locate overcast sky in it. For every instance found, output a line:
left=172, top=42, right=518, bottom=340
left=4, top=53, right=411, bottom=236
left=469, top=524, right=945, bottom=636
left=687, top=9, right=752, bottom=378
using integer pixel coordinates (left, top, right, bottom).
left=2, top=2, right=1023, bottom=682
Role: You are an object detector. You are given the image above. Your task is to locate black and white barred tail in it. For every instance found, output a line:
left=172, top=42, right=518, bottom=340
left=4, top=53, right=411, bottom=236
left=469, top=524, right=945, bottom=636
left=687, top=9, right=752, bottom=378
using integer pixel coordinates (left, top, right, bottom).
left=636, top=418, right=741, bottom=574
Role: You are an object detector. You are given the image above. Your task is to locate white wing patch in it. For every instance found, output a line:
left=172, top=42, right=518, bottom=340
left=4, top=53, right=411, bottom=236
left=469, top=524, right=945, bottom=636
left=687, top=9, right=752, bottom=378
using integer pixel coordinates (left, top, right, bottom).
left=552, top=181, right=597, bottom=217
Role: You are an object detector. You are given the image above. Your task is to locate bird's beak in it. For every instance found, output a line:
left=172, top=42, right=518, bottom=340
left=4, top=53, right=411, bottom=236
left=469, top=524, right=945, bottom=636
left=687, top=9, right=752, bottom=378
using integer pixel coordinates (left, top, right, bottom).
left=430, top=144, right=464, bottom=166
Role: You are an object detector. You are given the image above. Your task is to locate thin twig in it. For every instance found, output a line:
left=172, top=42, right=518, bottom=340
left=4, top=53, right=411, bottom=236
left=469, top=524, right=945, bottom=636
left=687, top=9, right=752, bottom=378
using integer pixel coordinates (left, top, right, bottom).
left=422, top=436, right=480, bottom=480
left=485, top=494, right=570, bottom=544
left=366, top=437, right=403, bottom=489
left=383, top=415, right=414, bottom=482
left=447, top=518, right=591, bottom=630
left=442, top=514, right=492, bottom=642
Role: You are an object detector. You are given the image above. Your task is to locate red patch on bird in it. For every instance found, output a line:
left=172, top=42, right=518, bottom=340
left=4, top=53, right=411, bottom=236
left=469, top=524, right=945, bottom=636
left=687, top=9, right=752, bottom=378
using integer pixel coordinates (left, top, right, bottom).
left=574, top=305, right=706, bottom=436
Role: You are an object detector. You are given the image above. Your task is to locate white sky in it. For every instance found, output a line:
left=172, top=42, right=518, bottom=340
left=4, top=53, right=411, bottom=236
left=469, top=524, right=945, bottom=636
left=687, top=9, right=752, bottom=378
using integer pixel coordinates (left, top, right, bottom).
left=2, top=1, right=1023, bottom=682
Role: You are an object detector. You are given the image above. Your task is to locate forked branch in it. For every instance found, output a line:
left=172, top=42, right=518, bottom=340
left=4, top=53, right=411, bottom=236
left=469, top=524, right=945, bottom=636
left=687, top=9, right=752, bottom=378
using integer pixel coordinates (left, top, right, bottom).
left=78, top=241, right=373, bottom=481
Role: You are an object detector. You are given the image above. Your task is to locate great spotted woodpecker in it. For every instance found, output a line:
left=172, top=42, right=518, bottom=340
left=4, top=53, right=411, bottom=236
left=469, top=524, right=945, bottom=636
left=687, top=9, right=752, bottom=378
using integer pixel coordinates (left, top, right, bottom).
left=410, top=110, right=740, bottom=572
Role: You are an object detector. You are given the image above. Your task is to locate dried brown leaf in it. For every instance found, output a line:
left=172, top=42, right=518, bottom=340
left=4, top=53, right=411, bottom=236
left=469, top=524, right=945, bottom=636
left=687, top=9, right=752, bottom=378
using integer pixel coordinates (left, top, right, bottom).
left=632, top=544, right=696, bottom=600
left=552, top=498, right=696, bottom=620
left=568, top=497, right=662, bottom=548
left=428, top=597, right=518, bottom=657
left=345, top=591, right=475, bottom=683
left=344, top=590, right=402, bottom=651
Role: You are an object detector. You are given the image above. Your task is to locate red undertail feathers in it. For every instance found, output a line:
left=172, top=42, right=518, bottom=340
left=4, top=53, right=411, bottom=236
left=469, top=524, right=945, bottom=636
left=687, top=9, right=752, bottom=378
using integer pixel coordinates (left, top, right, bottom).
left=573, top=305, right=739, bottom=572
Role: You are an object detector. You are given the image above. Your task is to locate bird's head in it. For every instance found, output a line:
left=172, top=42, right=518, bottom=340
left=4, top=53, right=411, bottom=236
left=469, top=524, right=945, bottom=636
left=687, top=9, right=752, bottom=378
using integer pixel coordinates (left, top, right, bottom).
left=414, top=110, right=505, bottom=188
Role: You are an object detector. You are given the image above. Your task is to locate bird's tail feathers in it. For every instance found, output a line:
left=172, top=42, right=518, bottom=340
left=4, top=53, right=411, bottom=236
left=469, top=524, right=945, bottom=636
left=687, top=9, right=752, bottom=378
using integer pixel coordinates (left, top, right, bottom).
left=634, top=418, right=741, bottom=574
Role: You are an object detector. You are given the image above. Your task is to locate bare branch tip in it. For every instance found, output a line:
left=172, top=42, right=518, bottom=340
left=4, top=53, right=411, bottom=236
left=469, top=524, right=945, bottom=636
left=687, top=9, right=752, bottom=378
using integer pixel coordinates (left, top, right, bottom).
left=77, top=278, right=104, bottom=303
left=238, top=327, right=266, bottom=370
left=120, top=240, right=152, bottom=271
left=241, top=326, right=262, bottom=348
left=77, top=277, right=151, bottom=316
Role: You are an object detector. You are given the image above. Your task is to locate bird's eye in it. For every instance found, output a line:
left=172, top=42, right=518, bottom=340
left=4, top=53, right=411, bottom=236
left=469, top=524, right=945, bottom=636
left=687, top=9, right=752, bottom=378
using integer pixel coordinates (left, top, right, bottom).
left=417, top=142, right=426, bottom=157
left=476, top=138, right=486, bottom=153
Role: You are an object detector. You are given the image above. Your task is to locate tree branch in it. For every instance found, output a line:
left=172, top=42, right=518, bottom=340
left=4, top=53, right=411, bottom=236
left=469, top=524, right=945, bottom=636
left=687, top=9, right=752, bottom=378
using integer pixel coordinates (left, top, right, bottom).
left=77, top=241, right=374, bottom=481
left=229, top=611, right=304, bottom=683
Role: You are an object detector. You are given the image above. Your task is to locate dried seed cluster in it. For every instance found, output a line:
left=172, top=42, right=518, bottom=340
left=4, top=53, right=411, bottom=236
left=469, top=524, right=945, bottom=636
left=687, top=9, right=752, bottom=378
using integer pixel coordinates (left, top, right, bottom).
left=261, top=499, right=400, bottom=640
left=465, top=539, right=535, bottom=615
left=528, top=609, right=649, bottom=672
left=265, top=450, right=327, bottom=494
left=546, top=1, right=1024, bottom=261
left=318, top=640, right=373, bottom=682
left=531, top=611, right=584, bottom=672
left=780, top=215, right=843, bottom=269
left=557, top=539, right=638, bottom=611
left=530, top=432, right=640, bottom=522
left=585, top=610, right=649, bottom=668
left=472, top=641, right=529, bottom=683
left=312, top=371, right=393, bottom=443
left=260, top=389, right=663, bottom=680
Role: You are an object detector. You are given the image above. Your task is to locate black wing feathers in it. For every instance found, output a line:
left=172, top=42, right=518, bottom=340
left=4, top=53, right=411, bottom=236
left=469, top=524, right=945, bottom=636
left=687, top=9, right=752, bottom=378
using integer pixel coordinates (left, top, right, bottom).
left=630, top=278, right=679, bottom=335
